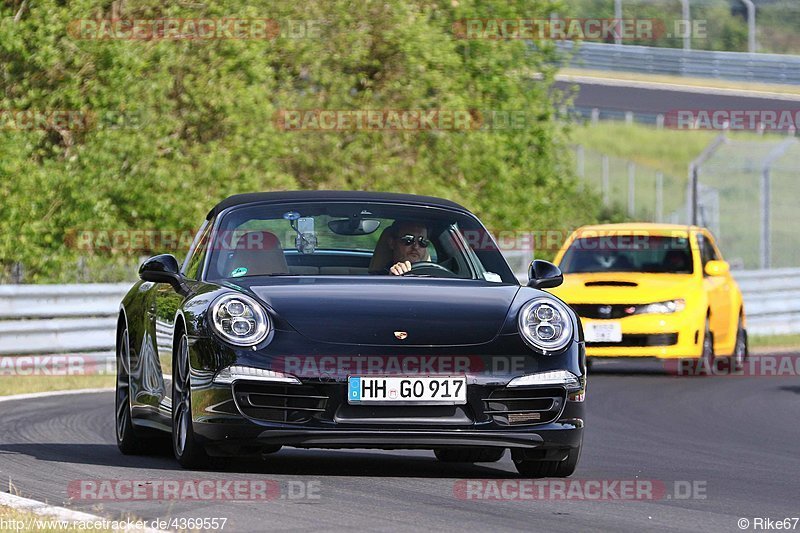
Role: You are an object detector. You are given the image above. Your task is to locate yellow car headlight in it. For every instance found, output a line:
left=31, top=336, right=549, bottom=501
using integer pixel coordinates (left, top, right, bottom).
left=635, top=299, right=686, bottom=315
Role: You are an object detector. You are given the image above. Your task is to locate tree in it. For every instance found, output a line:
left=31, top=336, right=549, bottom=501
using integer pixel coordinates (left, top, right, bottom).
left=0, top=0, right=600, bottom=281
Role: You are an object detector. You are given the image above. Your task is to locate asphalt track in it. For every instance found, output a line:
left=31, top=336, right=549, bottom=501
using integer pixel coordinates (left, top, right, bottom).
left=555, top=79, right=800, bottom=115
left=1, top=357, right=798, bottom=533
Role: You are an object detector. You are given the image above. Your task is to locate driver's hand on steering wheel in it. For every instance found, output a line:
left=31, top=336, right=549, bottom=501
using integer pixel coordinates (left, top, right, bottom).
left=389, top=261, right=412, bottom=275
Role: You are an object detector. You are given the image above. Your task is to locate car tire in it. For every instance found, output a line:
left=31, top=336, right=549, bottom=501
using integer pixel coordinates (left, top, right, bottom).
left=173, top=331, right=210, bottom=469
left=731, top=316, right=748, bottom=371
left=697, top=318, right=715, bottom=376
left=116, top=326, right=148, bottom=455
left=513, top=446, right=581, bottom=478
left=434, top=447, right=505, bottom=463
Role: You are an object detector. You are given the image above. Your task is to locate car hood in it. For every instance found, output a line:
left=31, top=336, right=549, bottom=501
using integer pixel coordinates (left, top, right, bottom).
left=548, top=272, right=697, bottom=304
left=247, top=278, right=520, bottom=346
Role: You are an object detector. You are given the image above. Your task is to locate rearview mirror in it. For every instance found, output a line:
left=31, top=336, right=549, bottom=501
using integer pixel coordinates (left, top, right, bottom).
left=527, top=259, right=564, bottom=289
left=139, top=254, right=186, bottom=293
left=704, top=260, right=729, bottom=277
left=328, top=218, right=381, bottom=235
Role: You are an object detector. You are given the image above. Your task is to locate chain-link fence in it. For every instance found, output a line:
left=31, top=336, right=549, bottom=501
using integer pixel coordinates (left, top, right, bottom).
left=574, top=145, right=686, bottom=223
left=694, top=137, right=800, bottom=269
left=575, top=135, right=800, bottom=270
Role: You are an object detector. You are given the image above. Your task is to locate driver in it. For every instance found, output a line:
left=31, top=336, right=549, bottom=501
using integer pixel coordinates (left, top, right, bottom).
left=387, top=221, right=431, bottom=275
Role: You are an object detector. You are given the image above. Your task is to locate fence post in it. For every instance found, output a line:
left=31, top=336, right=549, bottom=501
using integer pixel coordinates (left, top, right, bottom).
left=627, top=162, right=636, bottom=217
left=656, top=113, right=664, bottom=129
left=688, top=134, right=727, bottom=225
left=576, top=144, right=585, bottom=179
left=680, top=0, right=691, bottom=51
left=760, top=166, right=771, bottom=269
left=625, top=111, right=633, bottom=125
left=602, top=155, right=610, bottom=206
left=760, top=138, right=797, bottom=268
left=687, top=164, right=697, bottom=224
left=655, top=171, right=664, bottom=222
left=741, top=0, right=757, bottom=54
left=591, top=108, right=600, bottom=125
left=614, top=0, right=623, bottom=46
left=11, top=262, right=25, bottom=284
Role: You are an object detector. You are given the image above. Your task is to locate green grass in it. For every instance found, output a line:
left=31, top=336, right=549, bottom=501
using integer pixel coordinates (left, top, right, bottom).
left=0, top=375, right=114, bottom=397
left=749, top=333, right=800, bottom=352
left=570, top=122, right=718, bottom=177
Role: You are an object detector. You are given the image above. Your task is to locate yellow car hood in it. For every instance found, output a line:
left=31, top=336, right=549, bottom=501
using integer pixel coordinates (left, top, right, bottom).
left=549, top=272, right=697, bottom=304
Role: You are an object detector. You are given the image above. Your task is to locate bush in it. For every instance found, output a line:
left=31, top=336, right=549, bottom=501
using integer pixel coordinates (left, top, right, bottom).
left=0, top=0, right=605, bottom=282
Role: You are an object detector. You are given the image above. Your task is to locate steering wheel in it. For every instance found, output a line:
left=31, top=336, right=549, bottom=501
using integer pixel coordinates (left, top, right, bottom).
left=405, top=261, right=459, bottom=278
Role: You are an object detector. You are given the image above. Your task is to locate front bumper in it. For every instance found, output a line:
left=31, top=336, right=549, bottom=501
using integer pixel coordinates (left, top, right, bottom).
left=189, top=380, right=584, bottom=455
left=195, top=425, right=583, bottom=454
left=581, top=311, right=703, bottom=359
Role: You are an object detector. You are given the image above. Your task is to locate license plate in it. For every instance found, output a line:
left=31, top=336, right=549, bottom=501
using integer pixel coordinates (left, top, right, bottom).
left=584, top=321, right=623, bottom=343
left=347, top=376, right=467, bottom=405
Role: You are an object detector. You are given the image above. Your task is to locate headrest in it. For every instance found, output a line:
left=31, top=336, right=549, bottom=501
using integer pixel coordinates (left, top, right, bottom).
left=224, top=231, right=288, bottom=276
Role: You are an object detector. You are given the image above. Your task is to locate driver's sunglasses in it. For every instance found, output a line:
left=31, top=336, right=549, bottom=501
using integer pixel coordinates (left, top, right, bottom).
left=398, top=234, right=430, bottom=248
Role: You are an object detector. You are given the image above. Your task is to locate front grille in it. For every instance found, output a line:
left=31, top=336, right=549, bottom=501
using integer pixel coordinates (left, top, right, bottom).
left=481, top=387, right=565, bottom=426
left=233, top=382, right=329, bottom=423
left=571, top=303, right=638, bottom=319
left=587, top=333, right=678, bottom=347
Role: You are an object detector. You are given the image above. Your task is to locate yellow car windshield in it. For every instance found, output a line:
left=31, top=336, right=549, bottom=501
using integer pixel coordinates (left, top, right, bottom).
left=560, top=236, right=693, bottom=274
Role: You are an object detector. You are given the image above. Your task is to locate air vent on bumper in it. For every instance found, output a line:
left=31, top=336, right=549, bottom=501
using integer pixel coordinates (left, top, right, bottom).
left=233, top=382, right=329, bottom=423
left=482, top=387, right=566, bottom=426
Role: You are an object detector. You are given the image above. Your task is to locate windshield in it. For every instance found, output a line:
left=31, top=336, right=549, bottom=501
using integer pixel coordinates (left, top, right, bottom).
left=204, top=202, right=517, bottom=283
left=560, top=235, right=694, bottom=274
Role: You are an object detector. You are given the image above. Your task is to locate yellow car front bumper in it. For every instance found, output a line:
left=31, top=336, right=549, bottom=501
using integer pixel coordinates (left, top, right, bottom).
left=581, top=311, right=704, bottom=359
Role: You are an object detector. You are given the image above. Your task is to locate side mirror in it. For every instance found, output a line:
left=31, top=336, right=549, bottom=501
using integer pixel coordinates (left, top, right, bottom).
left=704, top=259, right=730, bottom=277
left=139, top=254, right=185, bottom=292
left=527, top=259, right=564, bottom=289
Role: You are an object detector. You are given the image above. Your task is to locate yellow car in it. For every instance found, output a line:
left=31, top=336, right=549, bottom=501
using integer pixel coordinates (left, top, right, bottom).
left=549, top=223, right=747, bottom=369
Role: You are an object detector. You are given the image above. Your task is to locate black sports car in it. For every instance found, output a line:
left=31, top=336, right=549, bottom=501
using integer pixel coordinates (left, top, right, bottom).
left=116, top=191, right=586, bottom=476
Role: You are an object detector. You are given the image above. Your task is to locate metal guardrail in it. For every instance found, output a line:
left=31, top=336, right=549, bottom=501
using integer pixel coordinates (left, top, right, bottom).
left=558, top=42, right=800, bottom=85
left=733, top=268, right=800, bottom=335
left=512, top=268, right=800, bottom=336
left=0, top=272, right=797, bottom=358
left=0, top=284, right=129, bottom=356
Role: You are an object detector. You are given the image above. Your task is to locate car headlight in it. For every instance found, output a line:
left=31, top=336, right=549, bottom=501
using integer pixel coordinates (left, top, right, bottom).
left=635, top=299, right=686, bottom=315
left=213, top=365, right=299, bottom=385
left=210, top=293, right=270, bottom=346
left=518, top=297, right=573, bottom=353
left=507, top=370, right=581, bottom=388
